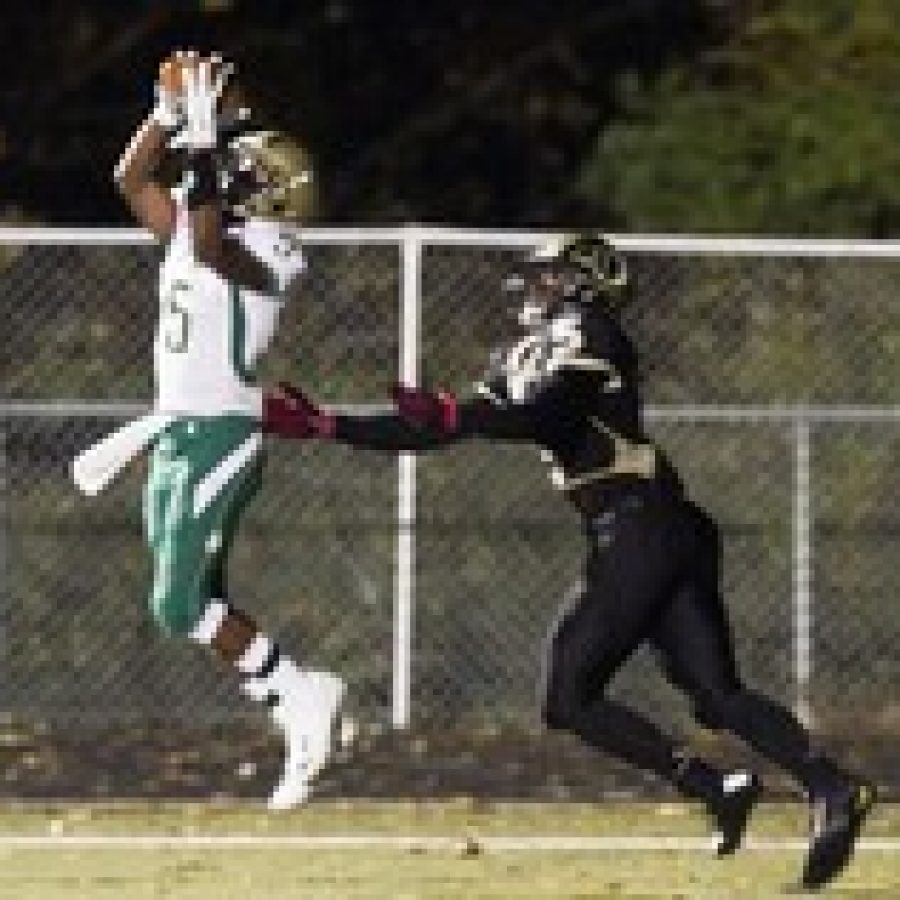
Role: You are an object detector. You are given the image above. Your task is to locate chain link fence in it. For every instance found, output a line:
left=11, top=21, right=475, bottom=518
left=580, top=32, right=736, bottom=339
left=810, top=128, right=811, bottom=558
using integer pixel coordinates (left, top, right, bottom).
left=0, top=229, right=897, bottom=798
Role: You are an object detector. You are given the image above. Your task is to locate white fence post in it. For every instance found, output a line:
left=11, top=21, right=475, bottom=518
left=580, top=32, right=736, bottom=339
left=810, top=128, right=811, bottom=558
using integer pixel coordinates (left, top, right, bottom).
left=792, top=414, right=813, bottom=727
left=0, top=427, right=5, bottom=697
left=394, top=227, right=422, bottom=729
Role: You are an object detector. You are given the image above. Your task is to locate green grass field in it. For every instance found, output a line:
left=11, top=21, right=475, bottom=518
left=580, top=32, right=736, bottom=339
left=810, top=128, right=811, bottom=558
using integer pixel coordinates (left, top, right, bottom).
left=0, top=801, right=895, bottom=898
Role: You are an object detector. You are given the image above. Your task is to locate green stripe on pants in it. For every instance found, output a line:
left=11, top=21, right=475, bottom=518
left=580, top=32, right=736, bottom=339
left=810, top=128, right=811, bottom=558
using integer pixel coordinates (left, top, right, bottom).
left=143, top=416, right=263, bottom=636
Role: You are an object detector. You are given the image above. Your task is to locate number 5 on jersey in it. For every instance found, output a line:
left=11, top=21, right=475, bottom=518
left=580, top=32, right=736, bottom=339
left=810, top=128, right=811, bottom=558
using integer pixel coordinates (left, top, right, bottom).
left=163, top=281, right=191, bottom=353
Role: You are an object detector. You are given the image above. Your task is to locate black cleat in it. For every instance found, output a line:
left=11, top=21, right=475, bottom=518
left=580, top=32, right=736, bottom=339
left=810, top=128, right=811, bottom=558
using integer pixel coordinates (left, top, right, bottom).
left=798, top=780, right=876, bottom=891
left=710, top=770, right=763, bottom=857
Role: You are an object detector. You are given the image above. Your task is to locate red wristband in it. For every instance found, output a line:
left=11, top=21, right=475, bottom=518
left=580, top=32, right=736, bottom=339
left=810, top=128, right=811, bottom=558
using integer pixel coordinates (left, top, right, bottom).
left=315, top=411, right=337, bottom=439
left=437, top=390, right=459, bottom=433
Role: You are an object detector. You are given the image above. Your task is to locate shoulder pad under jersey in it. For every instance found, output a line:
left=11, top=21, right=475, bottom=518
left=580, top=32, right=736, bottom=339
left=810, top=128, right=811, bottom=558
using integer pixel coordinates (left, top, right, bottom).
left=234, top=220, right=307, bottom=294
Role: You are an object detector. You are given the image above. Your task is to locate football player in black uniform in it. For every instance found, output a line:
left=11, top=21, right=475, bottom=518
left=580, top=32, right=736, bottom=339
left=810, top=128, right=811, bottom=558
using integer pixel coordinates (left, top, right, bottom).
left=263, top=236, right=873, bottom=891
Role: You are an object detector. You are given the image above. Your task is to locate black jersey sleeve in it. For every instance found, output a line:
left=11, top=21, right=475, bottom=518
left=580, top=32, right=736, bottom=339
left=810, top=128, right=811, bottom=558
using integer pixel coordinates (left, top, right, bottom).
left=330, top=362, right=619, bottom=454
left=332, top=409, right=457, bottom=454
left=455, top=395, right=540, bottom=440
left=330, top=396, right=540, bottom=453
left=459, top=362, right=619, bottom=442
left=330, top=304, right=628, bottom=455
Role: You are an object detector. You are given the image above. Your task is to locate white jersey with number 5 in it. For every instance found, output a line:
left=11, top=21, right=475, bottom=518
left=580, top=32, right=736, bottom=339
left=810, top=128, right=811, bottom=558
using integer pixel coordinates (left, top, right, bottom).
left=154, top=211, right=306, bottom=416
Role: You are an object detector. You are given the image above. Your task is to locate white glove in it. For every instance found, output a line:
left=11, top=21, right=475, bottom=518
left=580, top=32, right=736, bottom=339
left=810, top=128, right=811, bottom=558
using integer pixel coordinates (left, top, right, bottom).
left=170, top=55, right=234, bottom=151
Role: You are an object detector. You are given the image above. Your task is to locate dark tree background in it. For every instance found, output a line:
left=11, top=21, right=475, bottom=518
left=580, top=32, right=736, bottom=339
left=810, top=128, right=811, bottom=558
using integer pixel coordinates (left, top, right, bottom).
left=1, top=2, right=896, bottom=233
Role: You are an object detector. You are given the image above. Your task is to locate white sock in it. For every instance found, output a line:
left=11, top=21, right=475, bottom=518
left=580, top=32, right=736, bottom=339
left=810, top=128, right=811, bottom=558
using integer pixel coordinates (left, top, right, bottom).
left=190, top=599, right=291, bottom=704
left=236, top=632, right=277, bottom=676
left=241, top=657, right=300, bottom=705
left=189, top=598, right=229, bottom=645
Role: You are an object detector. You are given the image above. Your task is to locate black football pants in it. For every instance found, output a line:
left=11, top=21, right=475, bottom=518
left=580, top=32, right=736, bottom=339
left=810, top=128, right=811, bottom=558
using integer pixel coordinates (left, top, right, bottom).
left=541, top=487, right=844, bottom=795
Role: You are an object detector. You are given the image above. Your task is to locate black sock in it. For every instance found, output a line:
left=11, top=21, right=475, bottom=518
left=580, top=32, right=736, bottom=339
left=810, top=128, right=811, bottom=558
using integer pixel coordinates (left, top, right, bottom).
left=715, top=690, right=847, bottom=795
left=671, top=749, right=726, bottom=805
left=569, top=697, right=686, bottom=784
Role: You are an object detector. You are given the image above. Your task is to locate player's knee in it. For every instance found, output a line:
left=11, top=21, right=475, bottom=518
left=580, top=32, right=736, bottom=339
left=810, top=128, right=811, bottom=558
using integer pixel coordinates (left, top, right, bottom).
left=541, top=683, right=569, bottom=731
left=541, top=668, right=598, bottom=732
left=542, top=693, right=578, bottom=732
left=540, top=627, right=619, bottom=732
left=689, top=681, right=744, bottom=731
left=149, top=584, right=203, bottom=637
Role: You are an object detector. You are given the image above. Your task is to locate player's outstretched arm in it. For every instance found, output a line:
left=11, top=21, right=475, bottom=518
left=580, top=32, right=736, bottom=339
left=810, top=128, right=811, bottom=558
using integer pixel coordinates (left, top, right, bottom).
left=113, top=55, right=182, bottom=239
left=173, top=55, right=274, bottom=293
left=394, top=384, right=538, bottom=442
left=261, top=382, right=542, bottom=454
left=261, top=383, right=455, bottom=454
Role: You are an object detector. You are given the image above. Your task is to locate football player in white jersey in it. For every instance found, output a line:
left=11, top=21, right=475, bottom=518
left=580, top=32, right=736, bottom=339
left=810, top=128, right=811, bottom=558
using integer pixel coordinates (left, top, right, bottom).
left=113, top=51, right=345, bottom=809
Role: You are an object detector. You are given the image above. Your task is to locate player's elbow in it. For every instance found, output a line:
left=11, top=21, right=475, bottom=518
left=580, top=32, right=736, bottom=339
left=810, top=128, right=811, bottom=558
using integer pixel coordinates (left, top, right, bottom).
left=112, top=157, right=134, bottom=196
left=113, top=129, right=145, bottom=189
left=540, top=672, right=583, bottom=732
left=112, top=154, right=144, bottom=208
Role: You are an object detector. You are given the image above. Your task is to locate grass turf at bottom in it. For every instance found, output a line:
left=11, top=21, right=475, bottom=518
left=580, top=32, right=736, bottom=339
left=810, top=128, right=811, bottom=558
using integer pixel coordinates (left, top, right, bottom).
left=0, top=844, right=896, bottom=899
left=0, top=799, right=898, bottom=837
left=0, top=802, right=894, bottom=897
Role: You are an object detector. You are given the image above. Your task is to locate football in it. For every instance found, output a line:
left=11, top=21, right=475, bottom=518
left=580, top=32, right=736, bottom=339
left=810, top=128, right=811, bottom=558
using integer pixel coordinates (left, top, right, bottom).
left=157, top=53, right=198, bottom=96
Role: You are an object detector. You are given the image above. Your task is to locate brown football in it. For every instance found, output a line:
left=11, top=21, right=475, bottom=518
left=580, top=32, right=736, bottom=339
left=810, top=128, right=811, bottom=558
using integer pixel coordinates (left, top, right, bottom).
left=157, top=53, right=199, bottom=96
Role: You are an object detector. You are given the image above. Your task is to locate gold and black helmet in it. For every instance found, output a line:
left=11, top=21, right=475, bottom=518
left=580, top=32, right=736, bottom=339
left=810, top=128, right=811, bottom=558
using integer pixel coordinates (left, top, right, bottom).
left=504, top=233, right=629, bottom=325
left=221, top=129, right=317, bottom=222
left=530, top=233, right=628, bottom=300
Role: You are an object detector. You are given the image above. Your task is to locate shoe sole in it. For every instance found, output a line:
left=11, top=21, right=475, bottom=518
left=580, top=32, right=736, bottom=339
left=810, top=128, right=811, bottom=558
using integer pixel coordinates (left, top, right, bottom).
left=715, top=778, right=763, bottom=857
left=797, top=784, right=877, bottom=891
left=267, top=679, right=353, bottom=811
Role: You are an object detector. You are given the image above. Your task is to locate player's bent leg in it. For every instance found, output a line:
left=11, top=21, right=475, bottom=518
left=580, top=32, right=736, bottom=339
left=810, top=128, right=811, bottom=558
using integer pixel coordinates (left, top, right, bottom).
left=194, top=432, right=347, bottom=808
left=691, top=684, right=875, bottom=888
left=147, top=508, right=206, bottom=636
left=658, top=502, right=874, bottom=884
left=647, top=503, right=764, bottom=855
left=145, top=439, right=206, bottom=636
left=144, top=417, right=349, bottom=808
left=541, top=602, right=678, bottom=780
left=191, top=599, right=348, bottom=810
left=539, top=497, right=730, bottom=804
left=668, top=504, right=851, bottom=795
left=543, top=616, right=736, bottom=821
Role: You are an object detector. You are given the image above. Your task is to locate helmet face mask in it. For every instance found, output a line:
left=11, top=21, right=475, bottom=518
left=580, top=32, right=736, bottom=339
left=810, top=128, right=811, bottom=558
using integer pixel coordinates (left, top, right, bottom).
left=505, top=266, right=570, bottom=327
left=505, top=234, right=629, bottom=327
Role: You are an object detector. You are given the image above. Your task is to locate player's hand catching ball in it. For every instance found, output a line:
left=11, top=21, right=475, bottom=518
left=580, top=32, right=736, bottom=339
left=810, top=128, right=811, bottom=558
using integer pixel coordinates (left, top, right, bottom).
left=163, top=51, right=235, bottom=150
left=152, top=50, right=195, bottom=131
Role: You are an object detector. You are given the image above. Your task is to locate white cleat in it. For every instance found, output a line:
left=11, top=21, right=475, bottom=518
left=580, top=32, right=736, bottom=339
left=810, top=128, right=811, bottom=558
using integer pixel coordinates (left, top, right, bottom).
left=265, top=667, right=347, bottom=811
